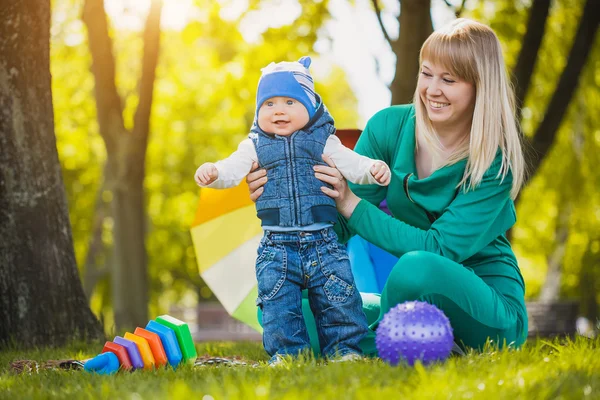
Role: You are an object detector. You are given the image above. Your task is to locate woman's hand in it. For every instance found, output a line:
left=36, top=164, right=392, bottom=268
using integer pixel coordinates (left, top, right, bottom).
left=246, top=162, right=267, bottom=202
left=314, top=154, right=361, bottom=219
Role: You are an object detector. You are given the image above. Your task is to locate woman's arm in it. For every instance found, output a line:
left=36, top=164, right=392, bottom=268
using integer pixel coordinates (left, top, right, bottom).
left=319, top=155, right=516, bottom=263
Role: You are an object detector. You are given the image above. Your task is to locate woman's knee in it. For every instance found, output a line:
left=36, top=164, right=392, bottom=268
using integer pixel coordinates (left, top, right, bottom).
left=386, top=251, right=440, bottom=299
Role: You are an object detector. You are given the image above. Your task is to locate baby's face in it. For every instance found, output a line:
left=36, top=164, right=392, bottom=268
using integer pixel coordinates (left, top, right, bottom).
left=257, top=97, right=309, bottom=136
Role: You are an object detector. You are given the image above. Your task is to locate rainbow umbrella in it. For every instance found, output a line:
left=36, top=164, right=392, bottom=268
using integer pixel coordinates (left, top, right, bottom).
left=190, top=182, right=263, bottom=332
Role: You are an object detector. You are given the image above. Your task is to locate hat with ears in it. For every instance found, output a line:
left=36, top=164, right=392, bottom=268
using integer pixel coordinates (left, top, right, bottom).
left=256, top=56, right=318, bottom=118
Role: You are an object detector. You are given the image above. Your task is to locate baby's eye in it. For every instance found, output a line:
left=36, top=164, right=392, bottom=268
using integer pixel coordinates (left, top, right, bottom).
left=287, top=100, right=294, bottom=105
left=267, top=101, right=274, bottom=106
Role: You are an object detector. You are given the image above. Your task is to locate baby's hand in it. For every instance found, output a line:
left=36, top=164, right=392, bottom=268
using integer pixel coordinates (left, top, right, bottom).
left=370, top=161, right=391, bottom=186
left=195, top=163, right=219, bottom=186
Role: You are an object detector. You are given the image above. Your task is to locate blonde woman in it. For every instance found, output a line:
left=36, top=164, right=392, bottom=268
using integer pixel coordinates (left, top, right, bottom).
left=248, top=18, right=528, bottom=353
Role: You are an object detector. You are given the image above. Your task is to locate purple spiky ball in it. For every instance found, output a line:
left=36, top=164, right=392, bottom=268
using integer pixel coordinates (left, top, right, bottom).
left=375, top=301, right=454, bottom=366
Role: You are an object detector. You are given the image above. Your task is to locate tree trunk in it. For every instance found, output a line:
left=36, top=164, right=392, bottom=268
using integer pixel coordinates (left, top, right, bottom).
left=579, top=238, right=599, bottom=323
left=0, top=1, right=103, bottom=347
left=526, top=0, right=600, bottom=180
left=83, top=0, right=162, bottom=330
left=538, top=205, right=570, bottom=302
left=390, top=0, right=432, bottom=105
left=512, top=0, right=551, bottom=123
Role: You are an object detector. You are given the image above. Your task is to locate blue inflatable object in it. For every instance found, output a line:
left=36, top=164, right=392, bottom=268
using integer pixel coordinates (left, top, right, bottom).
left=347, top=236, right=379, bottom=293
left=84, top=352, right=120, bottom=375
left=146, top=320, right=183, bottom=368
left=347, top=199, right=399, bottom=293
left=367, top=242, right=398, bottom=291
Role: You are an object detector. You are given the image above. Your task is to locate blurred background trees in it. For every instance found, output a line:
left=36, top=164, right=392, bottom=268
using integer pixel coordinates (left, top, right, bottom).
left=44, top=0, right=599, bottom=332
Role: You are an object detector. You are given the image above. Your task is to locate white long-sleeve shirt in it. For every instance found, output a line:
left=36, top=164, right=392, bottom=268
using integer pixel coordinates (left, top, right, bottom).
left=200, top=135, right=386, bottom=189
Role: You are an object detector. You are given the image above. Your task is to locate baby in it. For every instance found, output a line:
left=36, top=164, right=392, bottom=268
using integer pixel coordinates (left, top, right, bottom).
left=195, top=56, right=390, bottom=364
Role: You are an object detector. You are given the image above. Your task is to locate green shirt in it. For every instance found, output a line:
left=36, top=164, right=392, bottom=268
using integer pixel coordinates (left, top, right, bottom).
left=335, top=104, right=525, bottom=288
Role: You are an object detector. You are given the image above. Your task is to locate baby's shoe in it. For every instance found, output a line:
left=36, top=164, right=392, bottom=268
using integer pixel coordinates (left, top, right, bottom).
left=329, top=352, right=364, bottom=363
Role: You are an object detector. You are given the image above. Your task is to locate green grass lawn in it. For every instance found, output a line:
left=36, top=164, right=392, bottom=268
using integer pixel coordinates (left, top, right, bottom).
left=1, top=337, right=598, bottom=400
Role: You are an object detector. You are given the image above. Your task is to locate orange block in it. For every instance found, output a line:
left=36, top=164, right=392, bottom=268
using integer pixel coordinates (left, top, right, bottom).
left=124, top=332, right=155, bottom=370
left=134, top=327, right=168, bottom=367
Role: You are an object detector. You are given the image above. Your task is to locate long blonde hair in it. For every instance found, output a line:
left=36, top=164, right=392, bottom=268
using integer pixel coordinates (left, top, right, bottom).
left=413, top=18, right=526, bottom=199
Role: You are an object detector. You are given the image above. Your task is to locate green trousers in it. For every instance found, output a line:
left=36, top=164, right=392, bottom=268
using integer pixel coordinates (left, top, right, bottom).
left=258, top=251, right=528, bottom=357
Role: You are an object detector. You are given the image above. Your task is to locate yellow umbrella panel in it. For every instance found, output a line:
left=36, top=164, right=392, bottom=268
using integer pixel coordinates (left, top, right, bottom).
left=190, top=182, right=263, bottom=332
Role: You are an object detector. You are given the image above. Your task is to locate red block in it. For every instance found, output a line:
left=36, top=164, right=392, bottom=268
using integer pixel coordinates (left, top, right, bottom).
left=102, top=341, right=133, bottom=370
left=134, top=327, right=168, bottom=367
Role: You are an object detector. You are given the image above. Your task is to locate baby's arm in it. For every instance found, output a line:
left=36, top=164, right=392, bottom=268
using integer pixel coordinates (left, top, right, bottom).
left=194, top=139, right=257, bottom=189
left=324, top=135, right=391, bottom=186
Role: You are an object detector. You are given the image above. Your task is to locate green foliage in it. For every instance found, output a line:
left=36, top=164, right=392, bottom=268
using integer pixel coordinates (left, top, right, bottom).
left=470, top=0, right=600, bottom=302
left=1, top=337, right=599, bottom=399
left=50, top=0, right=358, bottom=323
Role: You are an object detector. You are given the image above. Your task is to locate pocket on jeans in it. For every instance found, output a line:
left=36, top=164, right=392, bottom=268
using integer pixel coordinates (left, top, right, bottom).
left=323, top=274, right=353, bottom=302
left=255, top=244, right=286, bottom=301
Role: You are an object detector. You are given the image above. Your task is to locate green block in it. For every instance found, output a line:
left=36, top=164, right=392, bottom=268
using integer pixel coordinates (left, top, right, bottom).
left=155, top=315, right=197, bottom=363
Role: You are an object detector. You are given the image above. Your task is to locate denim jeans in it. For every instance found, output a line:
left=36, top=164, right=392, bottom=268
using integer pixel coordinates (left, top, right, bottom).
left=255, top=227, right=368, bottom=360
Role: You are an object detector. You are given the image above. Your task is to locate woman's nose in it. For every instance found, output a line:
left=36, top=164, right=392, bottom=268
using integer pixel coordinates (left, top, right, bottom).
left=426, top=79, right=441, bottom=95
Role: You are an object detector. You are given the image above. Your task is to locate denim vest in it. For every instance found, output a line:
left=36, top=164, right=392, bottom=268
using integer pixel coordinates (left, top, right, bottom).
left=249, top=100, right=338, bottom=227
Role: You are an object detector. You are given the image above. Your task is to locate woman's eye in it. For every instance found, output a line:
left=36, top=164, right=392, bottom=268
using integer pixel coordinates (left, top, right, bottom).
left=443, top=78, right=455, bottom=83
left=421, top=71, right=432, bottom=77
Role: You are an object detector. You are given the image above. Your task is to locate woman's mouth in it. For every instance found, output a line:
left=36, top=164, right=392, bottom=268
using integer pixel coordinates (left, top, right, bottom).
left=429, top=100, right=450, bottom=109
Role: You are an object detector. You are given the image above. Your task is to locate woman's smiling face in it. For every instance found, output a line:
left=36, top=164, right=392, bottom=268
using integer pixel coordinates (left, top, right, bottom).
left=417, top=60, right=476, bottom=131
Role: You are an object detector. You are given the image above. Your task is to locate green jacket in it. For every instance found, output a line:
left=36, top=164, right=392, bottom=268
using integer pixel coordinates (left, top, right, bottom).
left=335, top=104, right=525, bottom=288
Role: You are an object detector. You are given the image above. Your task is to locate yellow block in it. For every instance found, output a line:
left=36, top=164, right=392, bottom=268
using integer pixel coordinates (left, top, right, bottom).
left=192, top=182, right=253, bottom=226
left=124, top=332, right=156, bottom=370
left=191, top=204, right=261, bottom=273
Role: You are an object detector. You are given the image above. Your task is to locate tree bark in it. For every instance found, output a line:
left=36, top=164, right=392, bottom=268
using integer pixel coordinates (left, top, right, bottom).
left=82, top=0, right=162, bottom=330
left=538, top=204, right=570, bottom=302
left=0, top=1, right=103, bottom=347
left=527, top=0, right=600, bottom=180
left=390, top=0, right=432, bottom=105
left=512, top=0, right=551, bottom=123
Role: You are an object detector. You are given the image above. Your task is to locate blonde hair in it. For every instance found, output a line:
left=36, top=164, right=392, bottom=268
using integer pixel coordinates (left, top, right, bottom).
left=413, top=18, right=525, bottom=199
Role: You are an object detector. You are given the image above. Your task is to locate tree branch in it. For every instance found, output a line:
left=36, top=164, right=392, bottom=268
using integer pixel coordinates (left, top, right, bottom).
left=82, top=0, right=124, bottom=153
left=371, top=0, right=394, bottom=48
left=512, top=0, right=551, bottom=123
left=528, top=0, right=600, bottom=179
left=133, top=0, right=162, bottom=151
left=455, top=0, right=468, bottom=18
left=440, top=0, right=468, bottom=18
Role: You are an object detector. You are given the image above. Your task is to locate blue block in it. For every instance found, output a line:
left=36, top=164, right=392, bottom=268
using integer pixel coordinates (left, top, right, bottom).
left=84, top=352, right=120, bottom=375
left=146, top=320, right=183, bottom=368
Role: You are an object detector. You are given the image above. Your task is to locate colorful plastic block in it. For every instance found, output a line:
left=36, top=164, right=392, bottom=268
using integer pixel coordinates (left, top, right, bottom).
left=84, top=352, right=120, bottom=375
left=145, top=320, right=183, bottom=368
left=113, top=336, right=144, bottom=369
left=134, top=327, right=168, bottom=367
left=124, top=332, right=156, bottom=370
left=155, top=315, right=197, bottom=363
left=101, top=341, right=133, bottom=370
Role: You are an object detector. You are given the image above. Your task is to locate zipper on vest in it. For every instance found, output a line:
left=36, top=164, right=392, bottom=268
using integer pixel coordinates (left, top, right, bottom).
left=403, top=172, right=437, bottom=224
left=287, top=136, right=300, bottom=225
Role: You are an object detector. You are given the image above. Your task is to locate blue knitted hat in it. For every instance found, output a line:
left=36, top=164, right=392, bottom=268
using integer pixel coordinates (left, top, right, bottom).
left=256, top=56, right=318, bottom=118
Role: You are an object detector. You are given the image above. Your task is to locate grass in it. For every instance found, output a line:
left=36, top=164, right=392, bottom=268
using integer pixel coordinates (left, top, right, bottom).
left=0, top=337, right=599, bottom=400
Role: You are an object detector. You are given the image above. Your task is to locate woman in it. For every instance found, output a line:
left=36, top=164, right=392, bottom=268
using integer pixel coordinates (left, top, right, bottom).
left=248, top=18, right=528, bottom=352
